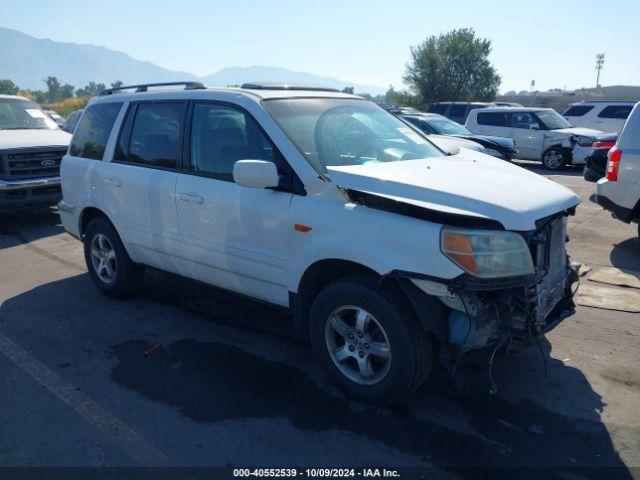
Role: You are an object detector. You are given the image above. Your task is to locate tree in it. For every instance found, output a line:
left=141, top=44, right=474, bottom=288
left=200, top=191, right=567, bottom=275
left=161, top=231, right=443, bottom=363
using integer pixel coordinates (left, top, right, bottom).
left=45, top=76, right=62, bottom=103
left=342, top=86, right=354, bottom=94
left=110, top=80, right=124, bottom=89
left=0, top=79, right=19, bottom=95
left=76, top=81, right=107, bottom=97
left=404, top=28, right=501, bottom=105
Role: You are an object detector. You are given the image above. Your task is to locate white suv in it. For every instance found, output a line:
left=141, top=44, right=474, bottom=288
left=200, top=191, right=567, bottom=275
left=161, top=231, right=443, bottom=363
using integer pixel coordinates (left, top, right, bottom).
left=466, top=107, right=604, bottom=170
left=563, top=101, right=636, bottom=134
left=596, top=102, right=640, bottom=241
left=60, top=82, right=580, bottom=404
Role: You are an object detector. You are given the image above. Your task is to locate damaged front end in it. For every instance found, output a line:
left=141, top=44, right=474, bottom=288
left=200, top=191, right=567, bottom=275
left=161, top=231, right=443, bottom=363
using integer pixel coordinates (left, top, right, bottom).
left=391, top=212, right=578, bottom=367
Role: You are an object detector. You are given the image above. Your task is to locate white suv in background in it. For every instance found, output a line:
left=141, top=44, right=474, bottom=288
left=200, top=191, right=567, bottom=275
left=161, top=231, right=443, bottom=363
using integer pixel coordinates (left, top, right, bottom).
left=466, top=107, right=604, bottom=170
left=563, top=101, right=636, bottom=134
left=60, top=82, right=580, bottom=404
left=596, top=102, right=640, bottom=241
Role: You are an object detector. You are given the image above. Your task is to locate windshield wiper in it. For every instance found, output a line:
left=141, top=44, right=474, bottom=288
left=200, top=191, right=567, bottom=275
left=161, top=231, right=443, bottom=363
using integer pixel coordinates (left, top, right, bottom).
left=1, top=127, right=39, bottom=130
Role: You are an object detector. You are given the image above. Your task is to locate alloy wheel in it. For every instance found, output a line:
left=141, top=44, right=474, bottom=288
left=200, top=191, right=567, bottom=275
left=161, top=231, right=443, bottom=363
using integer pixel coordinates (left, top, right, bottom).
left=324, top=305, right=392, bottom=385
left=90, top=233, right=117, bottom=284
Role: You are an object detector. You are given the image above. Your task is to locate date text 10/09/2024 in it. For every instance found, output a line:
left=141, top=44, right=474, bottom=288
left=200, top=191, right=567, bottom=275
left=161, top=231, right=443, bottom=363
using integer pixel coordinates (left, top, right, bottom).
left=233, top=468, right=401, bottom=477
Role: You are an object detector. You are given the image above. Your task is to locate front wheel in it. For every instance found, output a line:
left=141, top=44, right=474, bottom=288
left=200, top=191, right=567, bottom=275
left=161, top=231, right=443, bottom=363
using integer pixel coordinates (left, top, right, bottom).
left=541, top=147, right=568, bottom=170
left=309, top=275, right=432, bottom=405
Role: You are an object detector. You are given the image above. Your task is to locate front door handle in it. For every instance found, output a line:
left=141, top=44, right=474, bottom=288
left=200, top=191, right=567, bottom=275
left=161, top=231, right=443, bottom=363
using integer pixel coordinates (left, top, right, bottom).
left=103, top=177, right=121, bottom=187
left=177, top=193, right=204, bottom=204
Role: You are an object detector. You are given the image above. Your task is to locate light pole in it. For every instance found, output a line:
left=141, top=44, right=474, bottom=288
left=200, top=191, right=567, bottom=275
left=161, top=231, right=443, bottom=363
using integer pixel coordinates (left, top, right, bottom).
left=596, top=53, right=605, bottom=89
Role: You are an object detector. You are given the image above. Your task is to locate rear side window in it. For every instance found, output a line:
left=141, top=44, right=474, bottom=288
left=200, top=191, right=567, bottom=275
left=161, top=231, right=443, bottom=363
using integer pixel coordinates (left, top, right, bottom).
left=69, top=102, right=122, bottom=160
left=598, top=105, right=633, bottom=119
left=563, top=105, right=594, bottom=117
left=449, top=105, right=467, bottom=117
left=428, top=104, right=447, bottom=114
left=477, top=112, right=509, bottom=127
left=119, top=102, right=185, bottom=169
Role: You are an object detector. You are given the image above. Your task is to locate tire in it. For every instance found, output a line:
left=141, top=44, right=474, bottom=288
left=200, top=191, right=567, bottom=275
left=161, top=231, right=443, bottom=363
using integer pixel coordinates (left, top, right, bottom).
left=309, top=274, right=432, bottom=405
left=83, top=217, right=144, bottom=298
left=541, top=147, right=568, bottom=170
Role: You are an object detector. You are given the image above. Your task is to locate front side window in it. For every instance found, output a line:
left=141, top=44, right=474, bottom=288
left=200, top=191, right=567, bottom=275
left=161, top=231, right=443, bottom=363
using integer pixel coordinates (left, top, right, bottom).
left=264, top=98, right=443, bottom=173
left=598, top=105, right=633, bottom=119
left=477, top=112, right=509, bottom=127
left=534, top=110, right=573, bottom=130
left=124, top=102, right=184, bottom=168
left=189, top=103, right=282, bottom=182
left=69, top=102, right=122, bottom=160
left=0, top=98, right=58, bottom=130
left=511, top=112, right=538, bottom=129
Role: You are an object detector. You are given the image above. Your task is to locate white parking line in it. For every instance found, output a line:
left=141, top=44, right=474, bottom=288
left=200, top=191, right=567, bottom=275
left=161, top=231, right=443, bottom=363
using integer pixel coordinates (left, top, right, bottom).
left=0, top=332, right=170, bottom=466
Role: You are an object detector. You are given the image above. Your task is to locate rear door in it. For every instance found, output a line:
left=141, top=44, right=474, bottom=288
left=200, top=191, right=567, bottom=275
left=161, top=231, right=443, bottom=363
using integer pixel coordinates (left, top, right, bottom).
left=99, top=100, right=185, bottom=270
left=174, top=101, right=296, bottom=306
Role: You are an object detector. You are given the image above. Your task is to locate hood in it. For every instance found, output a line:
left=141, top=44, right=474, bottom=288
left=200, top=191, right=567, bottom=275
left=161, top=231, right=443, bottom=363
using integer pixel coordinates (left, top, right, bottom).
left=327, top=150, right=580, bottom=231
left=0, top=129, right=71, bottom=150
left=453, top=134, right=515, bottom=150
left=553, top=127, right=603, bottom=137
left=428, top=134, right=484, bottom=155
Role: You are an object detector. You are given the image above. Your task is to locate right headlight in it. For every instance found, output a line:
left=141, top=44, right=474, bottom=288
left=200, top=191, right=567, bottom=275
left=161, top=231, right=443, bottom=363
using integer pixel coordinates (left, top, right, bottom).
left=441, top=227, right=534, bottom=278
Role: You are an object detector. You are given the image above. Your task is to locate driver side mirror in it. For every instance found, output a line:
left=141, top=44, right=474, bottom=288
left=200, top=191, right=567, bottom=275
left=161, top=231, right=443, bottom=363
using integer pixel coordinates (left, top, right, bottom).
left=233, top=160, right=280, bottom=189
left=530, top=124, right=541, bottom=130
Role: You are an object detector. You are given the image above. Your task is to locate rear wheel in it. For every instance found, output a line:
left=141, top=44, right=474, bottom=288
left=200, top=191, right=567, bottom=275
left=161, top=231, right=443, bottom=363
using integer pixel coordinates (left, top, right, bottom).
left=542, top=147, right=568, bottom=170
left=83, top=217, right=144, bottom=298
left=309, top=275, right=432, bottom=405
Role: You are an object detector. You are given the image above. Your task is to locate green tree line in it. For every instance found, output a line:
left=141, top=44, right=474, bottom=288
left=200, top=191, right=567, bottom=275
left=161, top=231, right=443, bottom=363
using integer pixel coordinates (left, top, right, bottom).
left=0, top=77, right=123, bottom=103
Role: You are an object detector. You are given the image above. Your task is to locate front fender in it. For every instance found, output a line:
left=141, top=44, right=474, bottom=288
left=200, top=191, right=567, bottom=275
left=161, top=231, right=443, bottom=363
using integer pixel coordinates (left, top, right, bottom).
left=287, top=197, right=464, bottom=292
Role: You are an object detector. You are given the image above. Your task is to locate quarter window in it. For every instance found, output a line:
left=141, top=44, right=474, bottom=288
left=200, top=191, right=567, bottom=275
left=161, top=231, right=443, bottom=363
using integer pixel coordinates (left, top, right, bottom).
left=189, top=103, right=282, bottom=182
left=598, top=105, right=633, bottom=119
left=123, top=102, right=184, bottom=169
left=477, top=112, right=509, bottom=127
left=69, top=102, right=122, bottom=160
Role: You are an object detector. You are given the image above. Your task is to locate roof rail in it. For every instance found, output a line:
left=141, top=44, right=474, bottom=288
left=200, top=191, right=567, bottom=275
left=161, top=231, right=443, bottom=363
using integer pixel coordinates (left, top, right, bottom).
left=99, top=81, right=207, bottom=96
left=240, top=82, right=340, bottom=92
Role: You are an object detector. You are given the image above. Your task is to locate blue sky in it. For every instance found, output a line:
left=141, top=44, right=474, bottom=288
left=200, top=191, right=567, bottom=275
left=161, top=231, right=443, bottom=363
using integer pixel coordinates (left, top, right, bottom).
left=1, top=0, right=638, bottom=92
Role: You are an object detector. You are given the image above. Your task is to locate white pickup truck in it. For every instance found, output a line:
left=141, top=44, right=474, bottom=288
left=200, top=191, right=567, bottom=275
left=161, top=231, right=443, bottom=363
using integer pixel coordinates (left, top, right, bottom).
left=0, top=95, right=71, bottom=213
left=59, top=82, right=580, bottom=404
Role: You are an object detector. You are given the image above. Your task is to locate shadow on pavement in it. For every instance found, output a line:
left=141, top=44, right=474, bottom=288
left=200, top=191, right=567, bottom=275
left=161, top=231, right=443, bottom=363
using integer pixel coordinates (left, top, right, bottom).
left=0, top=271, right=632, bottom=476
left=0, top=206, right=64, bottom=250
left=610, top=236, right=640, bottom=273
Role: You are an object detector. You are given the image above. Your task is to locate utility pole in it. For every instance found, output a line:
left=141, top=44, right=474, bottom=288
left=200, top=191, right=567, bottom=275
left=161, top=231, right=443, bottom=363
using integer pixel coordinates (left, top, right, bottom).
left=595, top=53, right=605, bottom=89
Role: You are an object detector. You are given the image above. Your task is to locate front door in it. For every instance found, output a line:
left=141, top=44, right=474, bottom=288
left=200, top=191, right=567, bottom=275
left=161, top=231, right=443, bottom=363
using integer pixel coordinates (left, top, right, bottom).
left=510, top=111, right=545, bottom=160
left=174, top=101, right=294, bottom=306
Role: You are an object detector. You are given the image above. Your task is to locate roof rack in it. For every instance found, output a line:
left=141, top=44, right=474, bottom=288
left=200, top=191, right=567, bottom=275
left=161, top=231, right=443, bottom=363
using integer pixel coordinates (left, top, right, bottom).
left=99, top=81, right=207, bottom=96
left=240, top=82, right=340, bottom=92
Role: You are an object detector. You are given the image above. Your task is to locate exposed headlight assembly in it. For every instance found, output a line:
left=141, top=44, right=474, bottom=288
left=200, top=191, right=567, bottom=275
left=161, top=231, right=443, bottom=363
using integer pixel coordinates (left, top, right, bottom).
left=441, top=227, right=534, bottom=278
left=573, top=135, right=595, bottom=147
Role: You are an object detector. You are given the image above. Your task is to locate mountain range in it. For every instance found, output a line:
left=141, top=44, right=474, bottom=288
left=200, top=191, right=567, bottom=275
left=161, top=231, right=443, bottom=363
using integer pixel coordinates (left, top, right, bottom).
left=0, top=26, right=385, bottom=94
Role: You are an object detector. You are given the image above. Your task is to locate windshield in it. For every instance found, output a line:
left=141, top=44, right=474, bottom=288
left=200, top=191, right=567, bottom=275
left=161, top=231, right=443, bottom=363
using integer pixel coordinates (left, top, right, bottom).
left=535, top=110, right=573, bottom=130
left=263, top=98, right=443, bottom=173
left=423, top=116, right=471, bottom=135
left=0, top=98, right=58, bottom=130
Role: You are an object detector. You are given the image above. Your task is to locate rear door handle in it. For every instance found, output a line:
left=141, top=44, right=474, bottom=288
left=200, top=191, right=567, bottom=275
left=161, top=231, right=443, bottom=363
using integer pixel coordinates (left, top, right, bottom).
left=103, top=177, right=121, bottom=187
left=177, top=193, right=204, bottom=204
